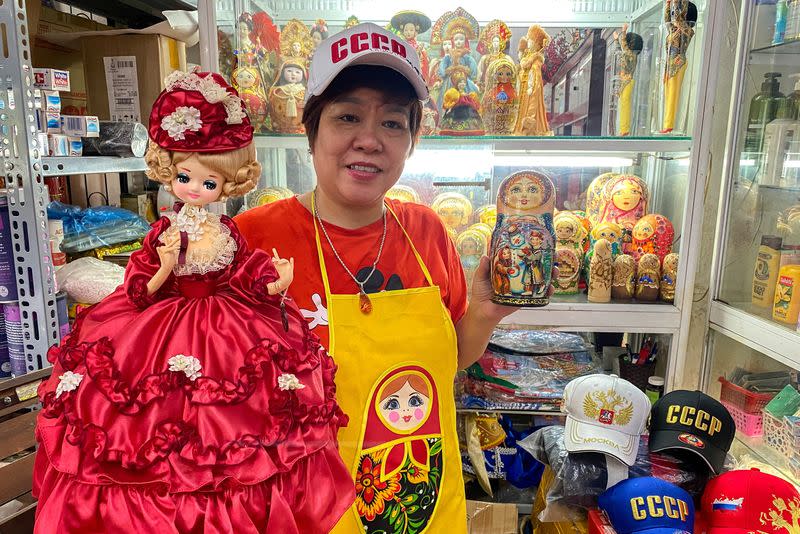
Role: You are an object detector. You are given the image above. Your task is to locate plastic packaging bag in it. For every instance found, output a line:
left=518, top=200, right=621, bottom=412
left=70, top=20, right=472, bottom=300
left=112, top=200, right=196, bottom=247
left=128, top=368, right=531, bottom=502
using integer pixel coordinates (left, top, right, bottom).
left=48, top=201, right=151, bottom=254
left=56, top=257, right=125, bottom=304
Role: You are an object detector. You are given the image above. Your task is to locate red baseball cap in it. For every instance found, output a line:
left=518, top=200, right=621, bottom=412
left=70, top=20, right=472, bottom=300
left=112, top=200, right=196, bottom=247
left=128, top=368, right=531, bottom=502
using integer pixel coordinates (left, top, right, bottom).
left=701, top=468, right=800, bottom=533
left=304, top=22, right=429, bottom=105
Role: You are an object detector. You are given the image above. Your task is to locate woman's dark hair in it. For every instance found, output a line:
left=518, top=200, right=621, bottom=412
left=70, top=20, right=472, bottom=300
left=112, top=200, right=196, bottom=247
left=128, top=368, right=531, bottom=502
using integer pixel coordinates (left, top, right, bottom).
left=687, top=2, right=698, bottom=26
left=302, top=65, right=423, bottom=153
left=625, top=32, right=644, bottom=54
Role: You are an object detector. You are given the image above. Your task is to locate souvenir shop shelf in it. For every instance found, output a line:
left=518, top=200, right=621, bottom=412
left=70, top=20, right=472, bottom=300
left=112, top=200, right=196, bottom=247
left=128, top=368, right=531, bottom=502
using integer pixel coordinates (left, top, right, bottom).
left=41, top=157, right=148, bottom=177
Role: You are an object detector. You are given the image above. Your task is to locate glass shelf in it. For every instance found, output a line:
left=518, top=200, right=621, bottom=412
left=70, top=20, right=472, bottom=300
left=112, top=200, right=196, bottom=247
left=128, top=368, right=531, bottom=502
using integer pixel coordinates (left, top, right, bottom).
left=732, top=433, right=799, bottom=486
left=751, top=38, right=800, bottom=56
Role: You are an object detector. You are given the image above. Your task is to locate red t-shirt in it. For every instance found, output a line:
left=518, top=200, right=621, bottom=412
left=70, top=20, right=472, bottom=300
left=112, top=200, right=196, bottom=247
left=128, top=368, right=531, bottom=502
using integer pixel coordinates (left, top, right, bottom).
left=234, top=197, right=468, bottom=349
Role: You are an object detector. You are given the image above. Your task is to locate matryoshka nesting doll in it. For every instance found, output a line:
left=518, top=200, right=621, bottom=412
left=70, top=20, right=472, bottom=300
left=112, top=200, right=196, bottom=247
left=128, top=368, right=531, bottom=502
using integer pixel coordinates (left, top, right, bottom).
left=475, top=204, right=497, bottom=227
left=611, top=254, right=636, bottom=300
left=636, top=253, right=661, bottom=301
left=481, top=57, right=519, bottom=135
left=554, top=211, right=585, bottom=294
left=583, top=221, right=623, bottom=284
left=598, top=174, right=649, bottom=253
left=660, top=252, right=679, bottom=302
left=588, top=239, right=613, bottom=303
left=386, top=184, right=421, bottom=203
left=631, top=213, right=674, bottom=264
left=355, top=366, right=445, bottom=532
left=457, top=228, right=487, bottom=287
left=490, top=170, right=556, bottom=306
left=432, top=192, right=473, bottom=237
left=586, top=172, right=618, bottom=227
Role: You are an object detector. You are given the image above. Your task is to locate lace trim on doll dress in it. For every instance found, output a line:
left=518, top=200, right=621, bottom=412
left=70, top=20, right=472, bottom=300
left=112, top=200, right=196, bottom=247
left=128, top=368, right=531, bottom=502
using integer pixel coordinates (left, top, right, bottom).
left=158, top=212, right=238, bottom=276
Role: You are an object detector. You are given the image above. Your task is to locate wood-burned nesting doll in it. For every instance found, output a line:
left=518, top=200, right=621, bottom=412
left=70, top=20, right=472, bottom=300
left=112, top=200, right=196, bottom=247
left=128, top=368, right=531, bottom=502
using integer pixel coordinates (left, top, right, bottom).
left=598, top=174, right=649, bottom=254
left=554, top=211, right=585, bottom=294
left=587, top=239, right=612, bottom=303
left=432, top=192, right=473, bottom=239
left=491, top=170, right=555, bottom=306
left=457, top=228, right=487, bottom=287
left=586, top=172, right=618, bottom=228
left=660, top=252, right=679, bottom=302
left=611, top=254, right=636, bottom=300
left=584, top=221, right=623, bottom=284
left=631, top=213, right=675, bottom=265
left=636, top=253, right=661, bottom=301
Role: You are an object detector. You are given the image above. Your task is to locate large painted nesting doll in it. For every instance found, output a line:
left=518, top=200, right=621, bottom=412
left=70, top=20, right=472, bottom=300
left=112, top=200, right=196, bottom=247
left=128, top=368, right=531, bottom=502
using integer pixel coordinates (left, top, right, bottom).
left=353, top=366, right=447, bottom=533
left=598, top=174, right=649, bottom=254
left=490, top=170, right=556, bottom=306
left=631, top=213, right=674, bottom=264
left=585, top=172, right=618, bottom=227
left=432, top=192, right=473, bottom=237
left=554, top=211, right=585, bottom=294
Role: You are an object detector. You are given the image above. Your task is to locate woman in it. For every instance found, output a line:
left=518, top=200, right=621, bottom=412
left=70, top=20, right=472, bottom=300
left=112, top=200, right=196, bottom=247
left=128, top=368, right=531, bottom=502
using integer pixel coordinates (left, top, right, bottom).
left=236, top=22, right=526, bottom=534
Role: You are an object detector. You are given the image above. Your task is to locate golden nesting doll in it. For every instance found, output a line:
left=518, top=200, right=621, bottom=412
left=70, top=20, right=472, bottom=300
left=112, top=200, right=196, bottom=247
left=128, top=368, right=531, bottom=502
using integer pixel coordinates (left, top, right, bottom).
left=586, top=172, right=618, bottom=227
left=660, top=252, right=679, bottom=302
left=457, top=228, right=487, bottom=287
left=386, top=184, right=421, bottom=203
left=432, top=192, right=473, bottom=238
left=611, top=254, right=636, bottom=300
left=587, top=239, right=613, bottom=303
left=636, top=253, right=661, bottom=301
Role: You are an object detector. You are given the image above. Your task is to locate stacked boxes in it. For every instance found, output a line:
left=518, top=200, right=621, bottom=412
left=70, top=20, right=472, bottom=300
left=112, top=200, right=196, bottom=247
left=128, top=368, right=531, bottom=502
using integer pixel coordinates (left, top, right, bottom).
left=33, top=68, right=99, bottom=156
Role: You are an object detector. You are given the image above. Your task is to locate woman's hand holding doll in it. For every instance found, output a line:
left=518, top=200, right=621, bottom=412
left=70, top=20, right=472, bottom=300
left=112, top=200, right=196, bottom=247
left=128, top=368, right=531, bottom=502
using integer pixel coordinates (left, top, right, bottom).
left=267, top=247, right=294, bottom=295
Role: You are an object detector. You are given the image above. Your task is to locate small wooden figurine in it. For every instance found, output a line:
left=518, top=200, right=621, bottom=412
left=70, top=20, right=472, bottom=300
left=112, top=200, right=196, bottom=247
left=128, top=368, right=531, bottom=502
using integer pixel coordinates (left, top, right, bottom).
left=611, top=254, right=636, bottom=300
left=554, top=211, right=585, bottom=295
left=631, top=213, right=674, bottom=265
left=587, top=239, right=612, bottom=303
left=481, top=57, right=518, bottom=134
left=660, top=252, right=679, bottom=302
left=490, top=170, right=556, bottom=306
left=636, top=253, right=661, bottom=301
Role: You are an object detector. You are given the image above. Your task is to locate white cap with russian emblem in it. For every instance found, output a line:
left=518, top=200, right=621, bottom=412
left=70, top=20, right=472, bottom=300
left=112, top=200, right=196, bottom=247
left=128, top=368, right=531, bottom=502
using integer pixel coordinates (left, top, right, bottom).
left=304, top=22, right=429, bottom=105
left=562, top=374, right=651, bottom=466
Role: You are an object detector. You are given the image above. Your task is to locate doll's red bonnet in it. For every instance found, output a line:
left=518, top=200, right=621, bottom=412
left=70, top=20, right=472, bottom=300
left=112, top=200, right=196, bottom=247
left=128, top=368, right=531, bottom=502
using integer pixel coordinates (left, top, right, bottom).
left=149, top=70, right=254, bottom=153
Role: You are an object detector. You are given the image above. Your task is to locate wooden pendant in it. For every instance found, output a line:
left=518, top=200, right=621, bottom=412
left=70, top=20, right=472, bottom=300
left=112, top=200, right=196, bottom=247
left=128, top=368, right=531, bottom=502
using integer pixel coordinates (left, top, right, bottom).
left=359, top=290, right=373, bottom=314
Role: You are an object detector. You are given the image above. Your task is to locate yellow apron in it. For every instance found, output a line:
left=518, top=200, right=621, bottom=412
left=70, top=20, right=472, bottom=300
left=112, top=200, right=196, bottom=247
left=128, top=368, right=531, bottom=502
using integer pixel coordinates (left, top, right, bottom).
left=311, top=195, right=467, bottom=534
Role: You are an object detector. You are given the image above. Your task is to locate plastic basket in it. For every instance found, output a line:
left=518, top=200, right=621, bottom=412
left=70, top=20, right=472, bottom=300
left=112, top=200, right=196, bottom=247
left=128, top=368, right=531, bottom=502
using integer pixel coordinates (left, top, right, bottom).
left=763, top=411, right=800, bottom=462
left=721, top=400, right=763, bottom=437
left=718, top=377, right=776, bottom=413
left=619, top=358, right=656, bottom=391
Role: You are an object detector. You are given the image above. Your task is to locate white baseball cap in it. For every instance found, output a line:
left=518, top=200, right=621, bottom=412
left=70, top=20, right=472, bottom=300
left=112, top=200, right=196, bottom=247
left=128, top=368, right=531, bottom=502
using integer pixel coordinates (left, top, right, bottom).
left=562, top=374, right=651, bottom=466
left=304, top=22, right=429, bottom=105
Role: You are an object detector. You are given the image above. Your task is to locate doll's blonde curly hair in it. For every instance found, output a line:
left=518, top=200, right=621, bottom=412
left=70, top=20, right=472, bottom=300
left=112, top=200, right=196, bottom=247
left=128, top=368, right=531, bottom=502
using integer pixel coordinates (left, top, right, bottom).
left=144, top=141, right=261, bottom=200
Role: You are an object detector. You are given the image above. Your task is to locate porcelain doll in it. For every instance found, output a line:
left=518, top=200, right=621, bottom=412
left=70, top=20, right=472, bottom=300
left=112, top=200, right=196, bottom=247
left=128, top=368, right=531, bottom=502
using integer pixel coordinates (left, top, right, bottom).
left=615, top=24, right=644, bottom=136
left=636, top=253, right=661, bottom=301
left=477, top=20, right=514, bottom=91
left=587, top=238, right=613, bottom=303
left=232, top=12, right=278, bottom=132
left=631, top=213, right=674, bottom=264
left=611, top=254, right=636, bottom=300
left=481, top=57, right=519, bottom=135
left=586, top=172, right=618, bottom=227
left=662, top=0, right=697, bottom=133
left=391, top=11, right=432, bottom=83
left=554, top=211, right=585, bottom=294
left=268, top=59, right=307, bottom=133
left=386, top=184, right=421, bottom=203
left=660, top=252, right=679, bottom=302
left=598, top=174, right=649, bottom=254
left=490, top=170, right=556, bottom=306
left=440, top=71, right=485, bottom=135
left=432, top=191, right=473, bottom=236
left=32, top=71, right=351, bottom=533
left=280, top=19, right=314, bottom=69
left=436, top=8, right=481, bottom=115
left=309, top=18, right=328, bottom=51
left=514, top=25, right=553, bottom=136
left=457, top=228, right=487, bottom=287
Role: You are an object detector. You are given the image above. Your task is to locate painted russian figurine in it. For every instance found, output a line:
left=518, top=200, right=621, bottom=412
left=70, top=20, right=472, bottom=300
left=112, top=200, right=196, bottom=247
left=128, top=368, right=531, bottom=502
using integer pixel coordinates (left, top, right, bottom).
left=611, top=254, right=636, bottom=300
left=636, top=253, right=661, bottom=301
left=661, top=0, right=697, bottom=133
left=584, top=221, right=623, bottom=284
left=631, top=213, right=674, bottom=264
left=477, top=20, right=514, bottom=92
left=309, top=19, right=328, bottom=51
left=514, top=25, right=553, bottom=136
left=390, top=11, right=432, bottom=84
left=231, top=12, right=278, bottom=132
left=490, top=170, right=556, bottom=306
left=432, top=192, right=473, bottom=238
left=268, top=59, right=307, bottom=133
left=554, top=211, right=585, bottom=295
left=598, top=174, right=649, bottom=254
left=436, top=8, right=481, bottom=117
left=440, top=71, right=485, bottom=135
left=660, top=252, right=679, bottom=302
left=614, top=24, right=643, bottom=136
left=481, top=57, right=518, bottom=135
left=587, top=239, right=613, bottom=303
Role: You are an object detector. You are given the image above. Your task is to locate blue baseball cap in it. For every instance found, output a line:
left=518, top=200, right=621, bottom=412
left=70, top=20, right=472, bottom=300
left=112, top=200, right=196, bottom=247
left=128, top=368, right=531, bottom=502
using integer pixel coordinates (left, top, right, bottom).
left=598, top=477, right=694, bottom=534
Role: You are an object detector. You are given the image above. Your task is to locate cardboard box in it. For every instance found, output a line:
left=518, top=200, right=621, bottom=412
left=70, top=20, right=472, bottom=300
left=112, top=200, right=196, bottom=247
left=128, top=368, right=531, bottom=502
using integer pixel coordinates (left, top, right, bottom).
left=67, top=136, right=82, bottom=156
left=60, top=115, right=99, bottom=137
left=81, top=33, right=186, bottom=127
left=36, top=110, right=61, bottom=133
left=48, top=134, right=69, bottom=156
left=33, top=68, right=71, bottom=91
left=466, top=501, right=518, bottom=534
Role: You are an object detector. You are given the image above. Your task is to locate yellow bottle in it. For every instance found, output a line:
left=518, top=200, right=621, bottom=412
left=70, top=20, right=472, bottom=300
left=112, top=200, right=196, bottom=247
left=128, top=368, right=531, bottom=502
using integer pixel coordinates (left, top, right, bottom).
left=753, top=236, right=783, bottom=308
left=773, top=264, right=800, bottom=324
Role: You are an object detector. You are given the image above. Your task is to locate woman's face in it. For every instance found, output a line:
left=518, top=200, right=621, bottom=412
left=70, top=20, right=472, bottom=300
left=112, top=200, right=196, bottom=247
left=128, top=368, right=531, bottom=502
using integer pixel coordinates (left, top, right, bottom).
left=453, top=32, right=466, bottom=49
left=284, top=66, right=304, bottom=84
left=379, top=380, right=430, bottom=432
left=171, top=155, right=224, bottom=206
left=529, top=234, right=543, bottom=249
left=492, top=35, right=501, bottom=53
left=505, top=176, right=543, bottom=210
left=403, top=22, right=417, bottom=40
left=312, top=87, right=414, bottom=210
left=495, top=66, right=513, bottom=84
left=611, top=181, right=643, bottom=211
left=556, top=222, right=576, bottom=240
left=438, top=205, right=465, bottom=228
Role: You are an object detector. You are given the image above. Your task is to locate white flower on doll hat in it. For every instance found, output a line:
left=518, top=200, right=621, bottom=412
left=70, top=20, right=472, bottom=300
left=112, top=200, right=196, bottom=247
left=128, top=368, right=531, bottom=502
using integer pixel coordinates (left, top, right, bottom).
left=168, top=354, right=202, bottom=381
left=55, top=370, right=83, bottom=398
left=278, top=373, right=305, bottom=391
left=161, top=106, right=203, bottom=141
